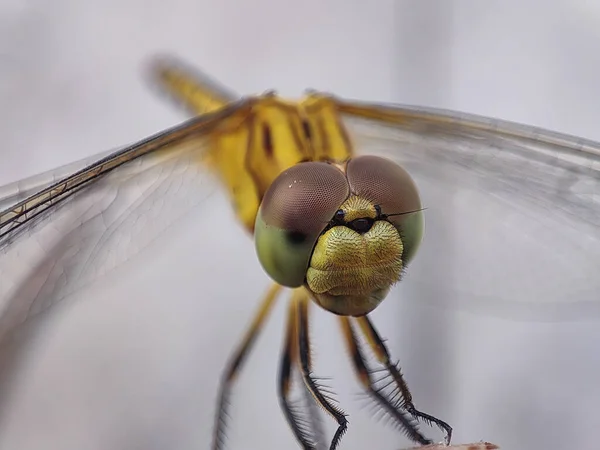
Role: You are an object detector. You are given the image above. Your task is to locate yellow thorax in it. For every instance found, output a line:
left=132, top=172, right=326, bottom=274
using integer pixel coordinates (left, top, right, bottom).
left=154, top=62, right=355, bottom=233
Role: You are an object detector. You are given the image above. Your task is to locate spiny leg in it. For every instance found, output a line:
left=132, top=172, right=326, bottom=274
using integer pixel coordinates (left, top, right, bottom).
left=355, top=315, right=453, bottom=445
left=338, top=316, right=431, bottom=445
left=296, top=289, right=348, bottom=450
left=297, top=371, right=327, bottom=450
left=278, top=288, right=325, bottom=450
left=212, top=283, right=283, bottom=450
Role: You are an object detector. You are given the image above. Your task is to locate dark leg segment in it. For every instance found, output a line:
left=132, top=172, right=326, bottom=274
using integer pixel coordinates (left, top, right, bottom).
left=338, top=316, right=431, bottom=445
left=355, top=315, right=453, bottom=445
left=296, top=290, right=348, bottom=450
left=278, top=289, right=324, bottom=449
left=211, top=283, right=283, bottom=450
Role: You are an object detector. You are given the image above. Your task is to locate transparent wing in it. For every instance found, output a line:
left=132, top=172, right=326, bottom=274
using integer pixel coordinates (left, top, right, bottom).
left=0, top=102, right=246, bottom=343
left=338, top=99, right=600, bottom=322
left=0, top=149, right=119, bottom=213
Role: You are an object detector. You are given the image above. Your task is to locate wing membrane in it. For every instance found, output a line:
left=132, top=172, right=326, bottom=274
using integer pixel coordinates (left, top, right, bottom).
left=337, top=99, right=600, bottom=321
left=0, top=101, right=245, bottom=244
left=0, top=148, right=117, bottom=212
left=2, top=86, right=598, bottom=349
left=0, top=101, right=247, bottom=342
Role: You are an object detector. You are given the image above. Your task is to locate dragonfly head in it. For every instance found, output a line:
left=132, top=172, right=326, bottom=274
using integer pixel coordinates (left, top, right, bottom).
left=254, top=155, right=424, bottom=317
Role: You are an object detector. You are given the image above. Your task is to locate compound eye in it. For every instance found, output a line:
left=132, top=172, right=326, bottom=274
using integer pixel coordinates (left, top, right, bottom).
left=255, top=162, right=350, bottom=287
left=346, top=155, right=424, bottom=263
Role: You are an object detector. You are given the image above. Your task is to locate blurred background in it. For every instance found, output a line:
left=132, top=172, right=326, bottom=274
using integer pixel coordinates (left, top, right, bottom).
left=0, top=1, right=599, bottom=450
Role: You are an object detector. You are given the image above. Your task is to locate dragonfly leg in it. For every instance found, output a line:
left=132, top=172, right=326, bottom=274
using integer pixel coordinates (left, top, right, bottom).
left=296, top=289, right=349, bottom=450
left=211, top=283, right=283, bottom=450
left=354, top=315, right=453, bottom=446
left=338, top=316, right=431, bottom=445
left=278, top=288, right=325, bottom=449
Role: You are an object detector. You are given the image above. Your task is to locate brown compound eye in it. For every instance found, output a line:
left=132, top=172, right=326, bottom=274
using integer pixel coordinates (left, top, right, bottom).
left=255, top=161, right=350, bottom=287
left=346, top=155, right=425, bottom=263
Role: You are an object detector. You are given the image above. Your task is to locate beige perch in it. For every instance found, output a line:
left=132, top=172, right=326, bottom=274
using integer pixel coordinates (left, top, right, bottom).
left=403, top=443, right=499, bottom=450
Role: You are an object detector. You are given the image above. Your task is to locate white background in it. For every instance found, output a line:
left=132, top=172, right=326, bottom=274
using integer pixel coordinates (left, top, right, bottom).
left=0, top=1, right=599, bottom=450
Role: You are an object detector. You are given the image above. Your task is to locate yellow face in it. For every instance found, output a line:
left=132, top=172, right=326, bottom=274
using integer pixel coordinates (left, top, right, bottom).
left=254, top=155, right=424, bottom=317
left=305, top=196, right=404, bottom=316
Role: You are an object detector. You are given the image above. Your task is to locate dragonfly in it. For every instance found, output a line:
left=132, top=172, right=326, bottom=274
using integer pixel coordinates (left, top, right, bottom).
left=1, top=55, right=599, bottom=450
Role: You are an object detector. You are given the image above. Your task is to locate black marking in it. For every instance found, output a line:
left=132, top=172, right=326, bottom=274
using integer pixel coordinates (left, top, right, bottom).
left=279, top=342, right=293, bottom=391
left=374, top=204, right=382, bottom=218
left=287, top=230, right=307, bottom=244
left=262, top=123, right=274, bottom=158
left=316, top=117, right=330, bottom=153
left=285, top=115, right=306, bottom=160
left=322, top=212, right=381, bottom=236
left=301, top=119, right=312, bottom=140
left=348, top=217, right=374, bottom=233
